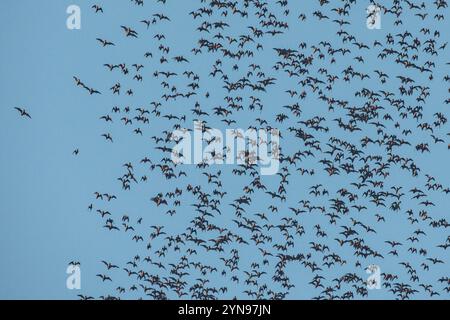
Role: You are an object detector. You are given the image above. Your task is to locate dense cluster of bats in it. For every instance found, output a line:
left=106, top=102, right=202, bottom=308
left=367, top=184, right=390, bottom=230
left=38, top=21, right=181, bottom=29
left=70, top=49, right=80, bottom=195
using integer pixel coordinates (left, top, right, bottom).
left=36, top=0, right=450, bottom=300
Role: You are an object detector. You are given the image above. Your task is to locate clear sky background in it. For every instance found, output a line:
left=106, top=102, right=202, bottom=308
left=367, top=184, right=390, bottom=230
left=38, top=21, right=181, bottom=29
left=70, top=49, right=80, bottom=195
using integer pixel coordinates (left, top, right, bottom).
left=0, top=1, right=449, bottom=299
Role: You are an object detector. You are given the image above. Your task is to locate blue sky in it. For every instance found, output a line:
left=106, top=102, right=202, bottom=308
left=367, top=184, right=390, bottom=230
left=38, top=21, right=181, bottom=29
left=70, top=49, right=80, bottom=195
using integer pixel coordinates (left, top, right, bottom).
left=0, top=1, right=449, bottom=299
